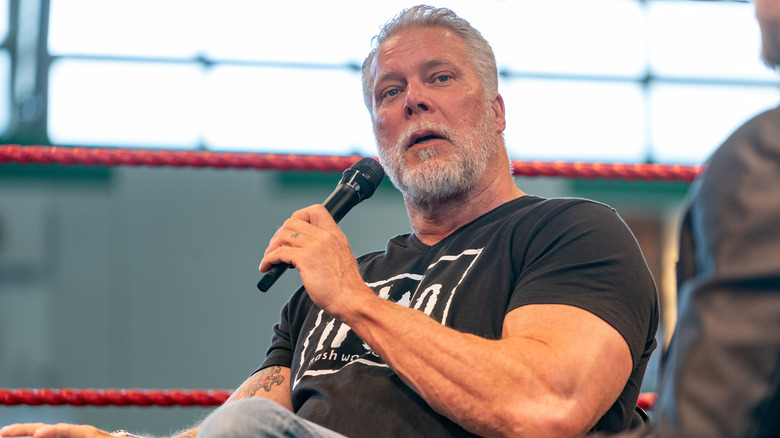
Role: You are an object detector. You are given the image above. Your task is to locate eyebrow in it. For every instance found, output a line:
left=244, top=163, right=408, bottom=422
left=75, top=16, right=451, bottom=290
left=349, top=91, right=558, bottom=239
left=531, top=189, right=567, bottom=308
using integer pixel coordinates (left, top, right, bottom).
left=374, top=69, right=403, bottom=89
left=374, top=57, right=460, bottom=90
left=421, top=58, right=459, bottom=74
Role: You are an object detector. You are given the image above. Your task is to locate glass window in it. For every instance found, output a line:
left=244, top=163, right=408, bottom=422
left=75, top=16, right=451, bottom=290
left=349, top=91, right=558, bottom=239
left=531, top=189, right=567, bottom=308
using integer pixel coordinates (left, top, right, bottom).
left=0, top=0, right=9, bottom=136
left=648, top=1, right=778, bottom=82
left=202, top=66, right=375, bottom=155
left=48, top=59, right=203, bottom=147
left=199, top=0, right=414, bottom=65
left=483, top=0, right=646, bottom=78
left=0, top=51, right=10, bottom=135
left=650, top=83, right=780, bottom=164
left=48, top=0, right=200, bottom=58
left=0, top=0, right=8, bottom=44
left=502, top=78, right=646, bottom=163
left=43, top=0, right=780, bottom=166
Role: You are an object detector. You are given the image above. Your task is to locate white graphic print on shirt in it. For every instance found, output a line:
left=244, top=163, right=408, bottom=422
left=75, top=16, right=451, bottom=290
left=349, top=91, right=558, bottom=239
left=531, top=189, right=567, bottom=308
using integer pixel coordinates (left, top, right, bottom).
left=292, top=248, right=483, bottom=388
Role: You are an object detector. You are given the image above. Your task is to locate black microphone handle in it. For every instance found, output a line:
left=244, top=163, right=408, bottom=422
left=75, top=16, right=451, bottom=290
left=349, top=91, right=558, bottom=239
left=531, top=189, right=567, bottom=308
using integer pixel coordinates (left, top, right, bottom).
left=257, top=184, right=362, bottom=292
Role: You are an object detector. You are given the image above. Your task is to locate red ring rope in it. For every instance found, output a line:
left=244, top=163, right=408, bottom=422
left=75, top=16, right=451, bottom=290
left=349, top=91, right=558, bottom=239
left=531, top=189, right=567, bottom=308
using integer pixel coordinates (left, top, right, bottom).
left=0, top=145, right=704, bottom=182
left=0, top=388, right=232, bottom=407
left=0, top=388, right=657, bottom=410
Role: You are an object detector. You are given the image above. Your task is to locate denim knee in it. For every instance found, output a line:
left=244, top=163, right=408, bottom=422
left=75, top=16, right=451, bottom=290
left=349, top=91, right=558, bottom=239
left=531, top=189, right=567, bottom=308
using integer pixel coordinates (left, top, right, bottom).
left=198, top=398, right=290, bottom=438
left=197, top=398, right=345, bottom=438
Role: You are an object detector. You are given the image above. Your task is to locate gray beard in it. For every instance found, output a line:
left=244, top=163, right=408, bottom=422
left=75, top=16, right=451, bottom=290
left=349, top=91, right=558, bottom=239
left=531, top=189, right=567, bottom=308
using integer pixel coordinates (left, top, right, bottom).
left=376, top=112, right=496, bottom=206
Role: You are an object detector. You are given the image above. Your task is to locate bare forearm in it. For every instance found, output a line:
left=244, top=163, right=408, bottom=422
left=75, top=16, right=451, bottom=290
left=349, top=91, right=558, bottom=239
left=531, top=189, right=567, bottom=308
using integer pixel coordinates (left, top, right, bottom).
left=169, top=367, right=291, bottom=438
left=339, top=295, right=628, bottom=437
left=340, top=297, right=555, bottom=436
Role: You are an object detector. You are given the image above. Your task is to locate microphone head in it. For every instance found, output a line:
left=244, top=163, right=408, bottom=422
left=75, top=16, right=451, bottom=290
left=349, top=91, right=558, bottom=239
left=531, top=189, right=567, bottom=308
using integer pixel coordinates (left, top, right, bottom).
left=340, top=157, right=385, bottom=201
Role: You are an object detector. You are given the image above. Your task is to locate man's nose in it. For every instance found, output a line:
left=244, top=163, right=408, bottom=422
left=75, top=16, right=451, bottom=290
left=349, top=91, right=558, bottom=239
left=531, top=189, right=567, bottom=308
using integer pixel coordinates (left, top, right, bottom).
left=403, top=82, right=433, bottom=116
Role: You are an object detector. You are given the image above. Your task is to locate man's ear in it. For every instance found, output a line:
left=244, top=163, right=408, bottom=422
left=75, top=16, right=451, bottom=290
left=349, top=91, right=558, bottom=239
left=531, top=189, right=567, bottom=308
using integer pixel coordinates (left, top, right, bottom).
left=492, top=93, right=506, bottom=133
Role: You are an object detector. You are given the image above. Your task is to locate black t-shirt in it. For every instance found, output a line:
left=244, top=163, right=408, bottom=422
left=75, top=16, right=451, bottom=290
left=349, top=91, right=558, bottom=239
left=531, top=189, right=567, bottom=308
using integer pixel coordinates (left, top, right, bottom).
left=260, top=196, right=659, bottom=437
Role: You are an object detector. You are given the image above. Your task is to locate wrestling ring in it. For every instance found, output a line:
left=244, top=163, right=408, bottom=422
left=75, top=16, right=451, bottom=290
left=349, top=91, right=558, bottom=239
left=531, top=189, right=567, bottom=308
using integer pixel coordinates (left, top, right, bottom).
left=0, top=144, right=695, bottom=413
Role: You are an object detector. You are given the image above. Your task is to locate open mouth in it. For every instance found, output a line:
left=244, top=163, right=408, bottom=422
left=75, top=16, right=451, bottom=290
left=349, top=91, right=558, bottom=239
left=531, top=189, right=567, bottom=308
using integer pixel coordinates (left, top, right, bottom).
left=409, top=131, right=446, bottom=148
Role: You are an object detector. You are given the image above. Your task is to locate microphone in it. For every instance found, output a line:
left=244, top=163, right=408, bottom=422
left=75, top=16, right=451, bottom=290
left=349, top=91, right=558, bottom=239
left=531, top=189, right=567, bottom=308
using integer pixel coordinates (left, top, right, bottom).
left=257, top=157, right=386, bottom=292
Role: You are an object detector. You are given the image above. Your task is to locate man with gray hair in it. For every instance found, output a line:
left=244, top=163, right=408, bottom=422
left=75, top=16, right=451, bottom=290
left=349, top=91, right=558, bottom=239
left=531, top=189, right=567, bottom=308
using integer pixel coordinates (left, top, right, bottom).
left=0, top=5, right=658, bottom=438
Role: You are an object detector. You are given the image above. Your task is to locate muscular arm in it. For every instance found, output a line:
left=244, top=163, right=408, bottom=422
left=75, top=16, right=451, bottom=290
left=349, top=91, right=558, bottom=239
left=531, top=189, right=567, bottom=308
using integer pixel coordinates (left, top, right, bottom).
left=342, top=298, right=631, bottom=438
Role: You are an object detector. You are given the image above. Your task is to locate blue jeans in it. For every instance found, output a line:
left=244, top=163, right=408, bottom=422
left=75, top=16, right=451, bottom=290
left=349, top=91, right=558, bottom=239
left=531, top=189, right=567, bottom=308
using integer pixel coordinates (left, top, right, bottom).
left=197, top=398, right=348, bottom=438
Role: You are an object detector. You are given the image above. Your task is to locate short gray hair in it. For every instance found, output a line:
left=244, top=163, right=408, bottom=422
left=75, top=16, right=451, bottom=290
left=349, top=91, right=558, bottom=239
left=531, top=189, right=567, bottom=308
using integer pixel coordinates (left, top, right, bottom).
left=361, top=5, right=499, bottom=115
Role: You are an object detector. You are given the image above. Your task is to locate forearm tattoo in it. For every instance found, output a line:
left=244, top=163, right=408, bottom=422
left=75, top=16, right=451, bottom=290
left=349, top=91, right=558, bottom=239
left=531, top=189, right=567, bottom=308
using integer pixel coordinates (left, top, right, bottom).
left=233, top=366, right=285, bottom=398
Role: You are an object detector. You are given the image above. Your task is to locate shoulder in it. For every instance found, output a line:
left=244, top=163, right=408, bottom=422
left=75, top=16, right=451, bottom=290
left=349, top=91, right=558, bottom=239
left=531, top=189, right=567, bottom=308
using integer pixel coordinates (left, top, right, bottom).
left=459, top=196, right=632, bottom=255
left=695, top=104, right=780, bottom=219
left=689, top=105, right=780, bottom=276
left=485, top=195, right=620, bottom=226
left=514, top=195, right=617, bottom=216
left=511, top=196, right=625, bottom=233
left=705, top=105, right=780, bottom=177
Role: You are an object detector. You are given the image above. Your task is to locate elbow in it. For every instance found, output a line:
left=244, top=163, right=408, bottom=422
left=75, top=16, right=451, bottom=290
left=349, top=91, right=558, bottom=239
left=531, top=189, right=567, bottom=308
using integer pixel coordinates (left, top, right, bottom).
left=530, top=410, right=591, bottom=438
left=490, top=396, right=592, bottom=438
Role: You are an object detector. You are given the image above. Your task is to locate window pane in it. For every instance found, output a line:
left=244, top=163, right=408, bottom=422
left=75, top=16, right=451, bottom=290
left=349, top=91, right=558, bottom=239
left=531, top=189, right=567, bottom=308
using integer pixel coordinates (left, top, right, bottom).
left=648, top=1, right=777, bottom=81
left=48, top=0, right=200, bottom=58
left=0, top=51, right=10, bottom=135
left=202, top=66, right=375, bottom=155
left=649, top=83, right=780, bottom=164
left=481, top=0, right=646, bottom=78
left=502, top=78, right=646, bottom=162
left=48, top=60, right=202, bottom=147
left=200, top=0, right=414, bottom=65
left=0, top=0, right=8, bottom=44
left=42, top=0, right=780, bottom=167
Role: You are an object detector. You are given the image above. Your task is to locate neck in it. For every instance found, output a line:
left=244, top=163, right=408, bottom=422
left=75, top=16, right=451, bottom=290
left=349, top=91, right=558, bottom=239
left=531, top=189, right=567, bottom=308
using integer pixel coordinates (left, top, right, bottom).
left=405, top=163, right=525, bottom=246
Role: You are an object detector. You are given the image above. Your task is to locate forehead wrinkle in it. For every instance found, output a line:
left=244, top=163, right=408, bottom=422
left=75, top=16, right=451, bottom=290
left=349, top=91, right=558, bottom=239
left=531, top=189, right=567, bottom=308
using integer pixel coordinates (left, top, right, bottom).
left=422, top=57, right=460, bottom=73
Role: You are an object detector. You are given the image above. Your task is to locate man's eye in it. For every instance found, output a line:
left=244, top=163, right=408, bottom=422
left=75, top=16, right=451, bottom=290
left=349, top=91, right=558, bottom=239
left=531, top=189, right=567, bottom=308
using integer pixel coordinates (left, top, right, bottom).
left=435, top=75, right=451, bottom=83
left=384, top=89, right=399, bottom=98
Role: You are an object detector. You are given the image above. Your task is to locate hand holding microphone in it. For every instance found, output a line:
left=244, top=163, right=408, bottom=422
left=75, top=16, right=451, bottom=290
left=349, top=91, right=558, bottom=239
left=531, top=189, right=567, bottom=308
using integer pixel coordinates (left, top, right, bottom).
left=257, top=157, right=385, bottom=292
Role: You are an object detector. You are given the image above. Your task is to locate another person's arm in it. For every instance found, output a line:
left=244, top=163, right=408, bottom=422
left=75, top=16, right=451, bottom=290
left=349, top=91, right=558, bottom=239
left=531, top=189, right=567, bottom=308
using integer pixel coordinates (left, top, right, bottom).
left=655, top=108, right=780, bottom=437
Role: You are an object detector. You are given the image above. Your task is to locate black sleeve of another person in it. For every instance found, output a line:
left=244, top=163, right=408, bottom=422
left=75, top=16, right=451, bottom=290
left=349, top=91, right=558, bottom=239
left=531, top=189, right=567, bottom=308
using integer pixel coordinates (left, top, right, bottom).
left=654, top=106, right=780, bottom=438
